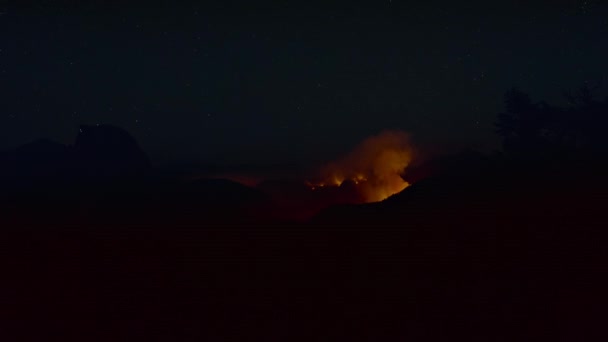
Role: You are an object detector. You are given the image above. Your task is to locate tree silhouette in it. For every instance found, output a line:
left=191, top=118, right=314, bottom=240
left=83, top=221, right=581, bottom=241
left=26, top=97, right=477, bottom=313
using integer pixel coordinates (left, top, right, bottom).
left=562, top=84, right=608, bottom=156
left=495, top=88, right=551, bottom=160
left=495, top=85, right=608, bottom=163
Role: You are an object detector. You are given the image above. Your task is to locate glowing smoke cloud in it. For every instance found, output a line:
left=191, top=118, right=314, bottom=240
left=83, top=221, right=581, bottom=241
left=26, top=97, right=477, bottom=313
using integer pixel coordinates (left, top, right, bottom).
left=313, top=130, right=414, bottom=203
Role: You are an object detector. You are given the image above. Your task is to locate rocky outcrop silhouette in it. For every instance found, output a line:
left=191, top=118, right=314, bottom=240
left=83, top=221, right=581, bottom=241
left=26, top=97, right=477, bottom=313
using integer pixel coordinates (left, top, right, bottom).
left=0, top=124, right=281, bottom=226
left=0, top=125, right=151, bottom=191
left=73, top=124, right=151, bottom=181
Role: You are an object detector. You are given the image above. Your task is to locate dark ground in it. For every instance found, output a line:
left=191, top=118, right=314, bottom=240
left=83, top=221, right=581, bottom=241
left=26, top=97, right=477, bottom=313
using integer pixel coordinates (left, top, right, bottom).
left=1, top=171, right=607, bottom=341
left=1, top=125, right=607, bottom=340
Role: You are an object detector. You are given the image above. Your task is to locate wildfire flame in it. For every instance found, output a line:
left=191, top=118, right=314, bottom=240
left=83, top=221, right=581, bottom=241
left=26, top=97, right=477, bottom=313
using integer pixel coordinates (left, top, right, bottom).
left=308, top=130, right=414, bottom=203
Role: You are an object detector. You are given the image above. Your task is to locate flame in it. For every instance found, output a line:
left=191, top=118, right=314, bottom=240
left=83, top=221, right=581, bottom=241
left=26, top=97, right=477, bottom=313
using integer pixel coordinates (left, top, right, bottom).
left=309, top=130, right=414, bottom=203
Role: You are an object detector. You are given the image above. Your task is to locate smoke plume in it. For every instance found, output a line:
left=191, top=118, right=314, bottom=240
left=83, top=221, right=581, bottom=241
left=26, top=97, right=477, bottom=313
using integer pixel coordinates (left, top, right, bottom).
left=310, top=130, right=415, bottom=202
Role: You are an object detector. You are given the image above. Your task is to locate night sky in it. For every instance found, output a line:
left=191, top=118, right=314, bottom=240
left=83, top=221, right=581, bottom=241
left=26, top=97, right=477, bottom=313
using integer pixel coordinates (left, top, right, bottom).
left=2, top=1, right=608, bottom=165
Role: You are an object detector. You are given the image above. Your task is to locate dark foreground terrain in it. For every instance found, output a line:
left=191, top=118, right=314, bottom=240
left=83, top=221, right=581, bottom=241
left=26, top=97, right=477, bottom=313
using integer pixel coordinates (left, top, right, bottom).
left=1, top=125, right=607, bottom=340
left=2, top=170, right=607, bottom=341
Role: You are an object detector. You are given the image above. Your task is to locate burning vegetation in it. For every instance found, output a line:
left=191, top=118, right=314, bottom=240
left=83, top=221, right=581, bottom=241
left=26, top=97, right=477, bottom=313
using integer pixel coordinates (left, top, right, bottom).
left=307, top=130, right=414, bottom=203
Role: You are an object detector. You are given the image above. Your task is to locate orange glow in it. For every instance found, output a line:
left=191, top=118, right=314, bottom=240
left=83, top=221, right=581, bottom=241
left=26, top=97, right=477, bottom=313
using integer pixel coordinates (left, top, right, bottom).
left=308, top=130, right=414, bottom=203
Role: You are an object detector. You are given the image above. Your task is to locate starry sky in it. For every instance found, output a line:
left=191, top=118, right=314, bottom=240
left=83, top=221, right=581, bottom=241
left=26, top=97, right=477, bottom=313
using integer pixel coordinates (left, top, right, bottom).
left=2, top=1, right=608, bottom=165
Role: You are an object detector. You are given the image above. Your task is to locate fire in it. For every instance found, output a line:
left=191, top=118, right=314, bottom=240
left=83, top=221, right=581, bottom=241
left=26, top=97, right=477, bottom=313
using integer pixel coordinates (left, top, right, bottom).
left=309, top=130, right=414, bottom=203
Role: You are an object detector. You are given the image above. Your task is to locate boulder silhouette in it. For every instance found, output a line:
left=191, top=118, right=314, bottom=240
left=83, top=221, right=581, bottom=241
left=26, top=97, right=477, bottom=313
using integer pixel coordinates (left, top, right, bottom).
left=73, top=124, right=151, bottom=180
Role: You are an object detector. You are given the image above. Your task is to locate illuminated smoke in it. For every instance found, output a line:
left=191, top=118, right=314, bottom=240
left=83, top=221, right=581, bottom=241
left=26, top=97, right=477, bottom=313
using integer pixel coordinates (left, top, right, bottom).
left=311, top=130, right=414, bottom=203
